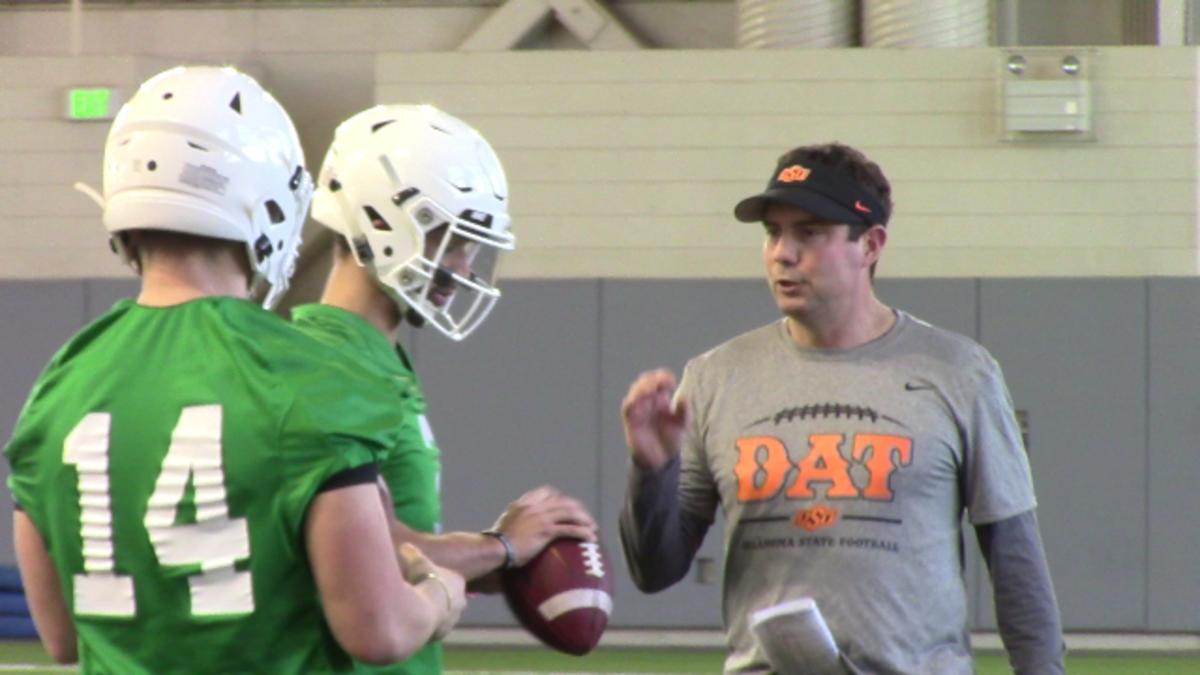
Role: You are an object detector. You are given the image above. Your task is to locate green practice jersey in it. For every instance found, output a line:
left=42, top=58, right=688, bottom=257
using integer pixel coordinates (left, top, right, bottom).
left=293, top=303, right=443, bottom=675
left=5, top=297, right=403, bottom=674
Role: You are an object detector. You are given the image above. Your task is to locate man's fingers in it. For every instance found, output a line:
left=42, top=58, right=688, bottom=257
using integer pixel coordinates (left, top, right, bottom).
left=644, top=367, right=678, bottom=390
left=655, top=390, right=674, bottom=415
left=397, top=542, right=433, bottom=582
left=625, top=391, right=677, bottom=428
left=622, top=390, right=658, bottom=424
left=667, top=394, right=689, bottom=425
left=548, top=499, right=597, bottom=529
left=517, top=485, right=558, bottom=504
left=623, top=369, right=679, bottom=420
left=552, top=524, right=599, bottom=542
left=503, top=494, right=598, bottom=542
left=397, top=542, right=421, bottom=564
left=519, top=495, right=595, bottom=524
left=674, top=394, right=688, bottom=416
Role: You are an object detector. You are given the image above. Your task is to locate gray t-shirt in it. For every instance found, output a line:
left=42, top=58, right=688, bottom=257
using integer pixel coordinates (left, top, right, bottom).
left=668, top=312, right=1037, bottom=674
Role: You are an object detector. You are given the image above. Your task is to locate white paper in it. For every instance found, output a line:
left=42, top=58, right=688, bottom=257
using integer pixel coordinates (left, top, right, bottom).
left=750, top=597, right=845, bottom=675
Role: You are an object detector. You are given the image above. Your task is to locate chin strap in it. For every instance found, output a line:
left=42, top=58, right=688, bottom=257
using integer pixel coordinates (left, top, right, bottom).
left=75, top=182, right=140, bottom=271
left=404, top=305, right=427, bottom=329
left=73, top=182, right=104, bottom=208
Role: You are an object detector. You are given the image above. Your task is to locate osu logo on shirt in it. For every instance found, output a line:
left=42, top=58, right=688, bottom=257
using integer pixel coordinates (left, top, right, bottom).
left=776, top=164, right=811, bottom=183
left=793, top=504, right=838, bottom=531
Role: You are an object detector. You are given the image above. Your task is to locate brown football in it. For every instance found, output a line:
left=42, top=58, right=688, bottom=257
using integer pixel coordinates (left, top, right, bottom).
left=501, top=537, right=613, bottom=656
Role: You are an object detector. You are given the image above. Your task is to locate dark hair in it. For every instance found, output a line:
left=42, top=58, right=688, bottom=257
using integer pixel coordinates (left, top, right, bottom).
left=121, top=229, right=249, bottom=278
left=776, top=142, right=892, bottom=241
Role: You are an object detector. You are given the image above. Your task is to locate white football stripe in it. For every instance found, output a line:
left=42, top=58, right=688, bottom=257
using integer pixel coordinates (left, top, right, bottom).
left=537, top=588, right=613, bottom=622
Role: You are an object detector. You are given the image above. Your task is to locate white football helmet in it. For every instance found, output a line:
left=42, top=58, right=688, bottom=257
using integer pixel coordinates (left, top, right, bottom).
left=311, top=104, right=514, bottom=341
left=98, top=65, right=313, bottom=308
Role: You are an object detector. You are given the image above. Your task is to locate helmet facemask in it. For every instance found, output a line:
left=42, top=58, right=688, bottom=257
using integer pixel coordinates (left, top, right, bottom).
left=389, top=206, right=510, bottom=339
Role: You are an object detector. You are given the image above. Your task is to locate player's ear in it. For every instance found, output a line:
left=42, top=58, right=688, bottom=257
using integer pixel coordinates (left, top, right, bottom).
left=116, top=232, right=144, bottom=275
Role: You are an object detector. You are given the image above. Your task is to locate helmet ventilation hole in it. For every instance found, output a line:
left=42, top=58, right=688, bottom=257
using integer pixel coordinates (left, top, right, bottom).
left=253, top=235, right=274, bottom=263
left=362, top=205, right=392, bottom=231
left=370, top=120, right=395, bottom=133
left=264, top=200, right=286, bottom=224
left=229, top=93, right=242, bottom=114
left=460, top=209, right=493, bottom=228
left=162, top=92, right=173, bottom=100
left=147, top=160, right=157, bottom=171
left=187, top=141, right=208, bottom=151
left=289, top=166, right=303, bottom=190
left=383, top=246, right=394, bottom=257
left=392, top=188, right=419, bottom=206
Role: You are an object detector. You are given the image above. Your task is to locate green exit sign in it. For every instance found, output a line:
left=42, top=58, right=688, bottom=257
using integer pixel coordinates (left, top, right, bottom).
left=65, top=87, right=119, bottom=120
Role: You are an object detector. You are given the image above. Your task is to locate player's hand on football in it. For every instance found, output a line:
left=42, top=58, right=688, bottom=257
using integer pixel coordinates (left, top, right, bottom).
left=621, top=368, right=688, bottom=471
left=397, top=543, right=466, bottom=641
left=492, top=485, right=598, bottom=568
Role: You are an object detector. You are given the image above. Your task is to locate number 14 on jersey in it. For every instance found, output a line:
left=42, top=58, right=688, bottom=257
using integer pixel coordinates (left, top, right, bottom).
left=63, top=405, right=253, bottom=618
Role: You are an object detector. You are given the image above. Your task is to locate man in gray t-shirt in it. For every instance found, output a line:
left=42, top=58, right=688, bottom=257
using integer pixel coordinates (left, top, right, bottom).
left=619, top=143, right=1065, bottom=674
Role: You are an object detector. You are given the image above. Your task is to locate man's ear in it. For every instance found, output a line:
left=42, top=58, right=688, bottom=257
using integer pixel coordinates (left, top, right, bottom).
left=862, top=224, right=887, bottom=268
left=118, top=231, right=144, bottom=275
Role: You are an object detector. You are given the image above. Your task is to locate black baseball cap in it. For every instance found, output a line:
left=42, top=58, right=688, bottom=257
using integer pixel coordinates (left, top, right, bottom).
left=734, top=158, right=889, bottom=227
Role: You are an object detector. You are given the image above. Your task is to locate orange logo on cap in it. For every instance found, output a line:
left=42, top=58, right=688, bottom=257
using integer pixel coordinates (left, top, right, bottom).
left=854, top=200, right=872, bottom=213
left=777, top=164, right=811, bottom=183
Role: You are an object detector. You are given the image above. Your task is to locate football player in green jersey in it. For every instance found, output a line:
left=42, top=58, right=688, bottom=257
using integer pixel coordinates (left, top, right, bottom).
left=5, top=67, right=466, bottom=674
left=294, top=104, right=599, bottom=674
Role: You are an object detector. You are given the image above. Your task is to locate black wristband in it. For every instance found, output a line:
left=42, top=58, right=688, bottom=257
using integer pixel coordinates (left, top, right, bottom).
left=482, top=529, right=516, bottom=570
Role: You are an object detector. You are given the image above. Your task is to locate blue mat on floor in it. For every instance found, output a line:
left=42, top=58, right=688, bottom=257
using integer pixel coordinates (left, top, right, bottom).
left=0, top=567, right=35, bottom=638
left=0, top=566, right=22, bottom=593
left=0, top=615, right=37, bottom=639
left=0, top=592, right=29, bottom=616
